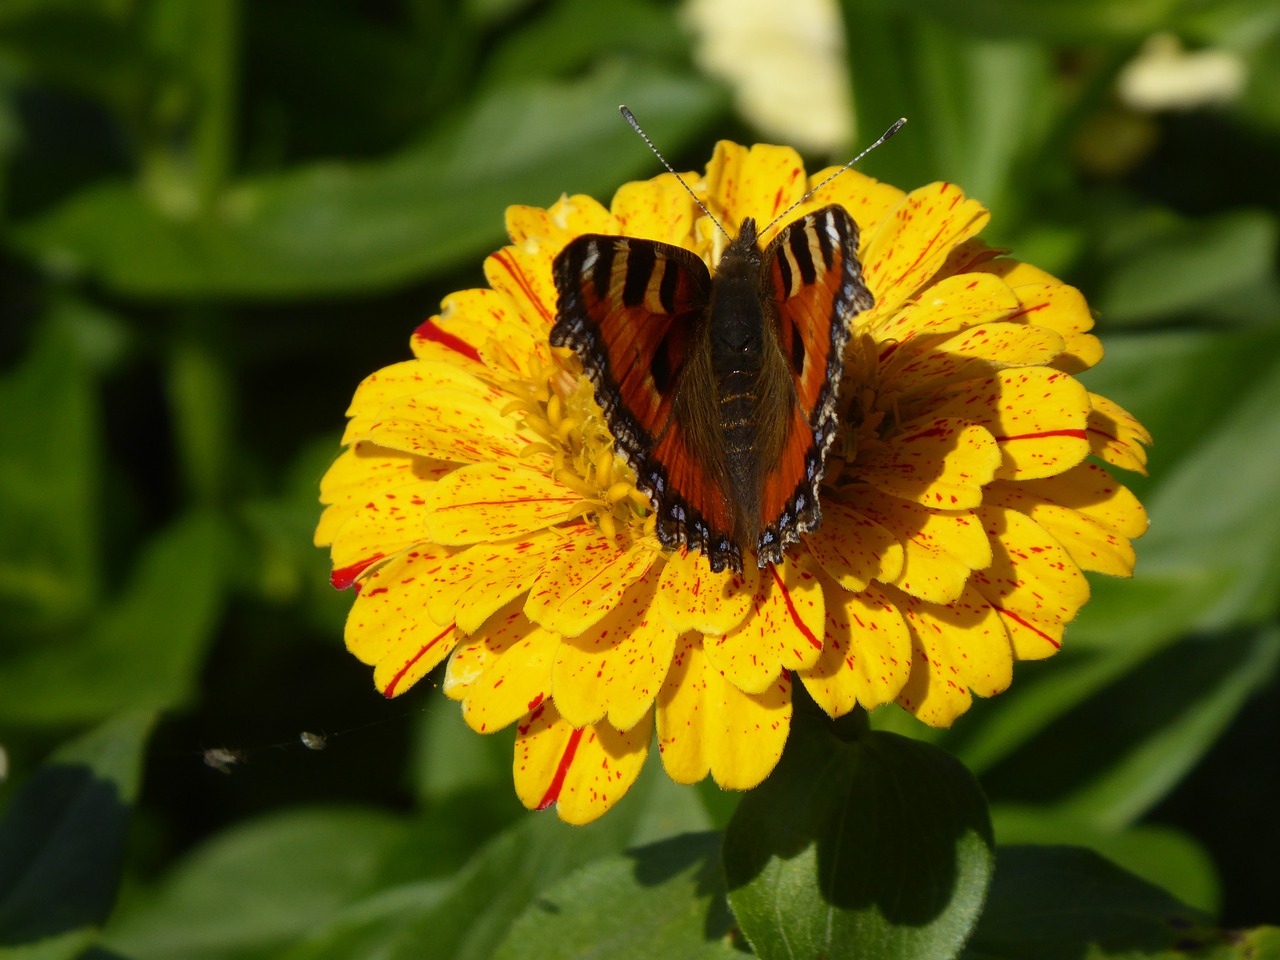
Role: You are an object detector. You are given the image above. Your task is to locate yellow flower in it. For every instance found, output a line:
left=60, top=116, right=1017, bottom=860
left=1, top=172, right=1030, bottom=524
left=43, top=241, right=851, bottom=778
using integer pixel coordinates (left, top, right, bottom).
left=316, top=142, right=1149, bottom=824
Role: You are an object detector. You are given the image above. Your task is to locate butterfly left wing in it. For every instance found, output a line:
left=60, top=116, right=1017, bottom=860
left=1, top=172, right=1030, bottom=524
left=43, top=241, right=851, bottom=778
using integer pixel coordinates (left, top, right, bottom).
left=755, top=205, right=874, bottom=564
left=552, top=235, right=745, bottom=568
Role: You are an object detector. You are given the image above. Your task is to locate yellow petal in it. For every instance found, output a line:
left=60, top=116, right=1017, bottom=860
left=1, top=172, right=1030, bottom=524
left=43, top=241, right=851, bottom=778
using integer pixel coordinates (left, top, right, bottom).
left=1014, top=462, right=1149, bottom=539
left=317, top=442, right=448, bottom=565
left=804, top=502, right=904, bottom=591
left=454, top=536, right=562, bottom=634
left=969, top=505, right=1090, bottom=660
left=864, top=183, right=991, bottom=316
left=422, top=288, right=548, bottom=380
left=611, top=174, right=701, bottom=246
left=859, top=417, right=1001, bottom=510
left=859, top=488, right=992, bottom=604
left=885, top=322, right=1066, bottom=390
left=1088, top=393, right=1152, bottom=475
left=525, top=535, right=657, bottom=637
left=344, top=548, right=462, bottom=697
left=704, top=141, right=808, bottom=240
left=551, top=564, right=675, bottom=730
left=891, top=582, right=1013, bottom=727
left=485, top=244, right=557, bottom=338
left=425, top=534, right=560, bottom=627
left=513, top=702, right=652, bottom=825
left=798, top=574, right=911, bottom=715
left=807, top=168, right=905, bottom=249
left=871, top=273, right=1019, bottom=345
left=368, top=387, right=541, bottom=464
left=327, top=479, right=445, bottom=587
left=985, top=478, right=1139, bottom=577
left=343, top=359, right=506, bottom=445
left=1005, top=280, right=1103, bottom=374
left=704, top=559, right=825, bottom=694
left=442, top=598, right=526, bottom=699
left=656, top=548, right=760, bottom=635
left=655, top=634, right=792, bottom=790
left=409, top=314, right=489, bottom=374
left=926, top=367, right=1091, bottom=481
left=461, top=615, right=559, bottom=734
left=424, top=464, right=579, bottom=544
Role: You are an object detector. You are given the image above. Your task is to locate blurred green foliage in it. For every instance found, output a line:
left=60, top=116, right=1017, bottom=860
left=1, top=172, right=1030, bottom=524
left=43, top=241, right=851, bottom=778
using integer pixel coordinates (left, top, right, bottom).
left=1, top=0, right=1278, bottom=957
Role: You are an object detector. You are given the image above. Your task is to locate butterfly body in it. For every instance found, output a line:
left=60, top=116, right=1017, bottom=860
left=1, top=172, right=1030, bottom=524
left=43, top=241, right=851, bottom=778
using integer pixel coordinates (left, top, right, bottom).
left=552, top=205, right=872, bottom=573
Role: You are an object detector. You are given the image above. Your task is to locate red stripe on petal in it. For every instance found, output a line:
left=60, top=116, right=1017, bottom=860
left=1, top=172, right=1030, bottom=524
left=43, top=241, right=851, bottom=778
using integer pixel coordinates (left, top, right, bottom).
left=993, top=605, right=1060, bottom=649
left=993, top=429, right=1088, bottom=443
left=331, top=554, right=385, bottom=590
left=491, top=250, right=553, bottom=325
left=415, top=318, right=482, bottom=363
left=537, top=727, right=585, bottom=810
left=382, top=622, right=455, bottom=697
left=771, top=566, right=821, bottom=650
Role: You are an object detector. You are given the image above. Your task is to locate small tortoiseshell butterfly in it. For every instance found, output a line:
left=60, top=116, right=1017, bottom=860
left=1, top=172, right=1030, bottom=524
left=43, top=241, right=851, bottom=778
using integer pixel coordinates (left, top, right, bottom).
left=551, top=110, right=901, bottom=574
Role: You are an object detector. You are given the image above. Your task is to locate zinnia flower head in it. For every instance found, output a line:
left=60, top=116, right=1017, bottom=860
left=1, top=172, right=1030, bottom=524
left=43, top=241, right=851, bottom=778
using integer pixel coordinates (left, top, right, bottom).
left=316, top=141, right=1149, bottom=824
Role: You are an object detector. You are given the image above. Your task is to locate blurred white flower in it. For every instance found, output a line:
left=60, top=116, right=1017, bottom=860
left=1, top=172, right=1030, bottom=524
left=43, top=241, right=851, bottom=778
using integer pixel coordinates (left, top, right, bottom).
left=1117, top=33, right=1246, bottom=111
left=683, top=0, right=852, bottom=153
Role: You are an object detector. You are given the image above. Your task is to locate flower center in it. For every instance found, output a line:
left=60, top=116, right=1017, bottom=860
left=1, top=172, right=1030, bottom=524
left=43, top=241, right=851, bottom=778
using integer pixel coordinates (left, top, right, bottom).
left=503, top=355, right=654, bottom=543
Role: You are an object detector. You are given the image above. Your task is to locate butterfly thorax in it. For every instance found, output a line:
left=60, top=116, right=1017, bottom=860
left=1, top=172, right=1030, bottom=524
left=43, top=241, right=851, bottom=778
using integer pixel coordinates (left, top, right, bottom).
left=694, top=217, right=800, bottom=554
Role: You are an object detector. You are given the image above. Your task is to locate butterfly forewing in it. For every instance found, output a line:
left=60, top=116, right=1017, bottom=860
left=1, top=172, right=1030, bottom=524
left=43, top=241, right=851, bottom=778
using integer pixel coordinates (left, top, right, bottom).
left=551, top=235, right=710, bottom=467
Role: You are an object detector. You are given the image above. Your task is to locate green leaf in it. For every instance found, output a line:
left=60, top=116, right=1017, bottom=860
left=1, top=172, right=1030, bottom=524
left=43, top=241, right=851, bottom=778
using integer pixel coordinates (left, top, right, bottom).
left=1096, top=209, right=1280, bottom=326
left=0, top=316, right=99, bottom=633
left=13, top=64, right=726, bottom=297
left=843, top=7, right=1056, bottom=222
left=1129, top=352, right=1280, bottom=630
left=1055, top=626, right=1280, bottom=828
left=0, top=511, right=230, bottom=726
left=102, top=808, right=410, bottom=960
left=961, top=846, right=1220, bottom=960
left=990, top=806, right=1220, bottom=914
left=491, top=832, right=737, bottom=960
left=850, top=0, right=1185, bottom=42
left=723, top=709, right=994, bottom=960
left=284, top=794, right=677, bottom=960
left=0, top=712, right=155, bottom=954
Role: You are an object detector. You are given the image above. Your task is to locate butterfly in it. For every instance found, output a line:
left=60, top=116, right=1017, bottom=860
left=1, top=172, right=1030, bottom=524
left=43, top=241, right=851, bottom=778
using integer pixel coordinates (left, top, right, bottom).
left=550, top=205, right=874, bottom=574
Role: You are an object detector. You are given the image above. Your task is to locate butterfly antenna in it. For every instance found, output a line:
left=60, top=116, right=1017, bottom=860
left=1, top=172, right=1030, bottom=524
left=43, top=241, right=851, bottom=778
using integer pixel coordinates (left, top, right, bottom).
left=763, top=117, right=908, bottom=235
left=619, top=105, right=732, bottom=242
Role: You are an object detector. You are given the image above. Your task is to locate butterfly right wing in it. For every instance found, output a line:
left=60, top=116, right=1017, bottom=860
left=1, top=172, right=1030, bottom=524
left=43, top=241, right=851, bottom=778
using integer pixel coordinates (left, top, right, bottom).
left=551, top=235, right=741, bottom=568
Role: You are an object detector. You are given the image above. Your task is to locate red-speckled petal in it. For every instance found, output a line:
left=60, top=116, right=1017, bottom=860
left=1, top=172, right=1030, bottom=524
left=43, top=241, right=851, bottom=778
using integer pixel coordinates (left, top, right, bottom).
left=344, top=547, right=461, bottom=697
left=513, top=701, right=651, bottom=825
left=969, top=505, right=1090, bottom=661
left=798, top=573, right=911, bottom=715
left=859, top=417, right=1001, bottom=510
left=551, top=564, right=674, bottom=730
left=423, top=464, right=579, bottom=544
left=461, top=616, right=559, bottom=734
left=656, top=548, right=759, bottom=635
left=863, top=183, right=990, bottom=317
left=525, top=537, right=657, bottom=637
left=804, top=501, right=904, bottom=592
left=925, top=367, right=1092, bottom=481
left=859, top=488, right=991, bottom=604
left=368, top=387, right=544, bottom=465
left=871, top=272, right=1019, bottom=345
left=890, top=583, right=1013, bottom=727
left=1087, top=393, right=1152, bottom=475
left=655, top=634, right=792, bottom=790
left=703, top=559, right=825, bottom=694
